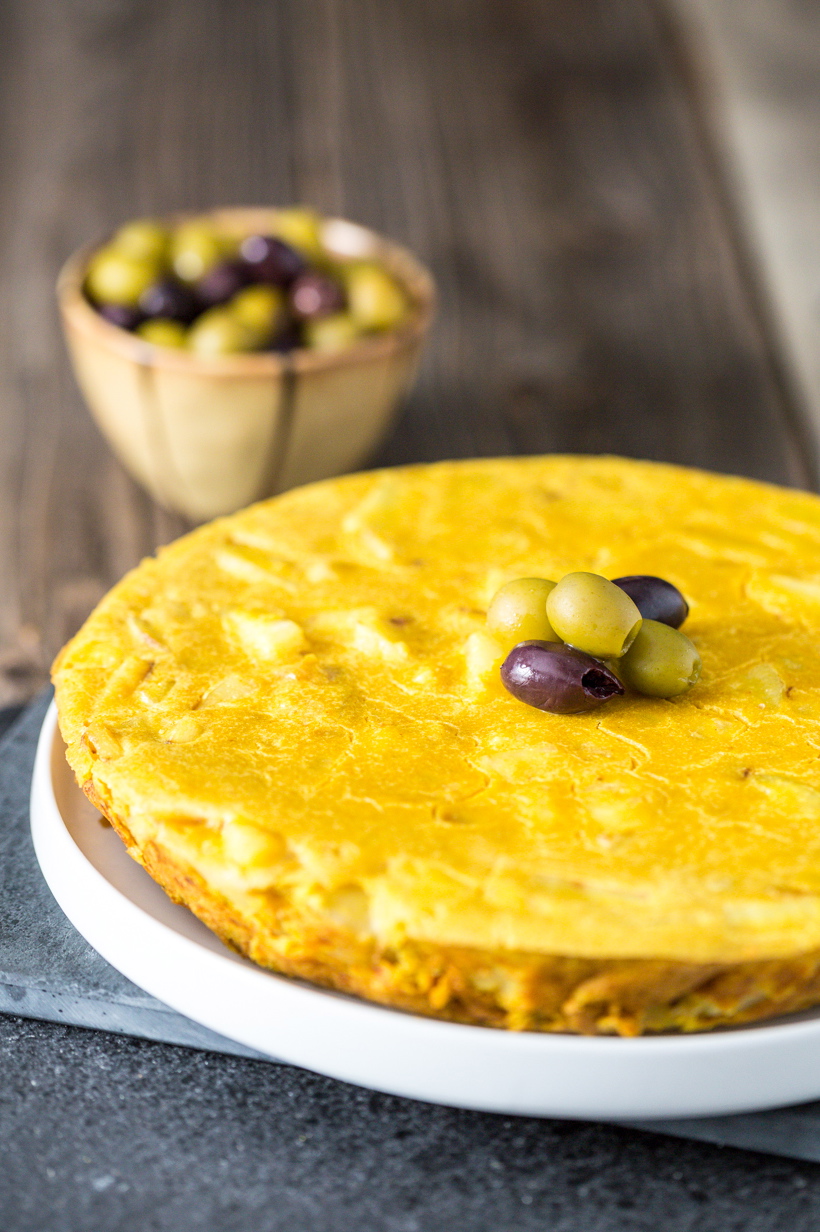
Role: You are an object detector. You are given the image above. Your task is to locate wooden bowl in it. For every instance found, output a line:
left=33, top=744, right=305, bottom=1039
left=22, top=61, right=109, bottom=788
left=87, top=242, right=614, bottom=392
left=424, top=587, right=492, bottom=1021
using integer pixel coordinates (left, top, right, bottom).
left=57, top=208, right=435, bottom=522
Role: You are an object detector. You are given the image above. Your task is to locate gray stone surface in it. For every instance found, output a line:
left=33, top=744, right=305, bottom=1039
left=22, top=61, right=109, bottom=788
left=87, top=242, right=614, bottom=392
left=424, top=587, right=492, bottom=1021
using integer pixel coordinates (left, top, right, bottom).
left=2, top=1011, right=820, bottom=1232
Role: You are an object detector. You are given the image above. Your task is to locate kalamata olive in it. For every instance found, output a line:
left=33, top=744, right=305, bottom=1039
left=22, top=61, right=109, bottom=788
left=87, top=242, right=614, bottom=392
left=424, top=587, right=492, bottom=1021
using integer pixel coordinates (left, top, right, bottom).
left=139, top=278, right=198, bottom=322
left=196, top=259, right=252, bottom=308
left=268, top=322, right=305, bottom=352
left=86, top=247, right=160, bottom=307
left=171, top=220, right=226, bottom=283
left=612, top=575, right=689, bottom=629
left=272, top=207, right=324, bottom=260
left=187, top=307, right=255, bottom=356
left=113, top=219, right=169, bottom=263
left=289, top=271, right=345, bottom=319
left=240, top=234, right=306, bottom=286
left=618, top=620, right=701, bottom=698
left=501, top=641, right=624, bottom=714
left=136, top=318, right=187, bottom=348
left=344, top=262, right=407, bottom=331
left=486, top=578, right=558, bottom=649
left=97, top=303, right=144, bottom=330
left=230, top=284, right=285, bottom=344
left=547, top=572, right=642, bottom=659
left=303, top=313, right=359, bottom=352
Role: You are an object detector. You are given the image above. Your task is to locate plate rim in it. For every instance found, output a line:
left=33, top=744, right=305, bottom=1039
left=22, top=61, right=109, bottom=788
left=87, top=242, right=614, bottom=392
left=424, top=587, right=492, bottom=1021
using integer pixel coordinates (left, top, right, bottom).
left=30, top=701, right=820, bottom=1119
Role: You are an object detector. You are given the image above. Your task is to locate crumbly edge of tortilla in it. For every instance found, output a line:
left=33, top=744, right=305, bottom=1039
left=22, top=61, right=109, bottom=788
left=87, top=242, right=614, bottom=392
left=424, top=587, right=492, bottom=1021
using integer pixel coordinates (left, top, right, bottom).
left=81, top=778, right=820, bottom=1037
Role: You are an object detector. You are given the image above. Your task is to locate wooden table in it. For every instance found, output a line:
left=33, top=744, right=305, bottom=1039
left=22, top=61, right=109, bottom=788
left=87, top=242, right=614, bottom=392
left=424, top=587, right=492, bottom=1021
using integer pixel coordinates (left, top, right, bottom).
left=0, top=0, right=813, bottom=717
left=675, top=0, right=820, bottom=448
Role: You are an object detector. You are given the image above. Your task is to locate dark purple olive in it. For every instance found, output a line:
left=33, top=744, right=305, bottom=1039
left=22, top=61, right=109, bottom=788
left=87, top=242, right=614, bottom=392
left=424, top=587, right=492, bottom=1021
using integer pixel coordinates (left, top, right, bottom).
left=501, top=641, right=624, bottom=715
left=612, top=576, right=689, bottom=629
left=267, top=322, right=304, bottom=352
left=195, top=259, right=252, bottom=308
left=139, top=277, right=198, bottom=323
left=289, top=271, right=345, bottom=319
left=240, top=234, right=306, bottom=286
left=96, top=302, right=144, bottom=331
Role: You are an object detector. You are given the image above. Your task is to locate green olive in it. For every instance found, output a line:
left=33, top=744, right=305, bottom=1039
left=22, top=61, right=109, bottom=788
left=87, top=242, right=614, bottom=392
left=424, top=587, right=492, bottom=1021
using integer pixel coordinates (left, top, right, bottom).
left=344, top=262, right=408, bottom=331
left=136, top=318, right=187, bottom=348
left=273, top=207, right=324, bottom=259
left=230, top=284, right=284, bottom=344
left=85, top=247, right=160, bottom=307
left=546, top=572, right=642, bottom=659
left=171, top=220, right=227, bottom=283
left=618, top=619, right=701, bottom=697
left=113, top=218, right=169, bottom=263
left=486, top=578, right=558, bottom=648
left=304, top=312, right=362, bottom=352
left=187, top=307, right=255, bottom=356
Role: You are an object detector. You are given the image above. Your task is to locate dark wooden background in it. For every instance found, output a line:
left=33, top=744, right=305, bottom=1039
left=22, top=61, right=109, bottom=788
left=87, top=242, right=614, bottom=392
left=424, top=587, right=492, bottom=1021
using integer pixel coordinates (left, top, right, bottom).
left=0, top=0, right=811, bottom=714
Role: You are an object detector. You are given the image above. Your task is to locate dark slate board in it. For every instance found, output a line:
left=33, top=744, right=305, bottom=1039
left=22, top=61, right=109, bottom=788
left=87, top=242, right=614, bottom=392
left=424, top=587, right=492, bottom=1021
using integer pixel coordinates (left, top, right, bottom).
left=7, top=691, right=820, bottom=1161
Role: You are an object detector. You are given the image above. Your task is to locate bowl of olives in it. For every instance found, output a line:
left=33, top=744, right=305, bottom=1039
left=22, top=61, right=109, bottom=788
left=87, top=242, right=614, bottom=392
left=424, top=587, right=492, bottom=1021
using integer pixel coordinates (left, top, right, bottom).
left=57, top=207, right=435, bottom=521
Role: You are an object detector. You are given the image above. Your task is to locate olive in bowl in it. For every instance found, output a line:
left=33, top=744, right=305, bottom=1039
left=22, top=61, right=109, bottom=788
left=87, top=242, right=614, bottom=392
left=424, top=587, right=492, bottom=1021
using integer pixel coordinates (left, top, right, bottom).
left=58, top=207, right=435, bottom=521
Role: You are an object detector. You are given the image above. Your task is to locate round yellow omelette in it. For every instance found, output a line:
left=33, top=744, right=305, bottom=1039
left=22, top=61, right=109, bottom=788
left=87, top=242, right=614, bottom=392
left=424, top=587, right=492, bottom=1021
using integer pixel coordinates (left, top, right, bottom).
left=53, top=457, right=820, bottom=1034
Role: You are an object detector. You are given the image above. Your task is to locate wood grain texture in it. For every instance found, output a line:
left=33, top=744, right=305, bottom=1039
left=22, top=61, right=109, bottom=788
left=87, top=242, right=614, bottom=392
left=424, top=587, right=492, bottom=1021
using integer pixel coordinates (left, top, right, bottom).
left=0, top=0, right=808, bottom=705
left=671, top=0, right=820, bottom=456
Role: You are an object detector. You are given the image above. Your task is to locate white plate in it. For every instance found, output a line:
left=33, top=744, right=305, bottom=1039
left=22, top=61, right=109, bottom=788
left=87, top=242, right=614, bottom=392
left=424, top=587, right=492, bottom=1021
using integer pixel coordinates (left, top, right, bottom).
left=30, top=701, right=820, bottom=1120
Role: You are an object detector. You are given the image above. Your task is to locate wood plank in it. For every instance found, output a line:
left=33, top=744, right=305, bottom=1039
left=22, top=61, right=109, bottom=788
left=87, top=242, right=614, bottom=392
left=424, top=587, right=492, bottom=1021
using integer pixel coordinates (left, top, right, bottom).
left=670, top=0, right=820, bottom=463
left=0, top=0, right=805, bottom=706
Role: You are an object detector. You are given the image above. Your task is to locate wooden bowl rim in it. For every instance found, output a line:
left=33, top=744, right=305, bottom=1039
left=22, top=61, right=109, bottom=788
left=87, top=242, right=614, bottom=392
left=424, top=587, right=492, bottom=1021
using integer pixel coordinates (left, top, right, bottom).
left=57, top=207, right=436, bottom=378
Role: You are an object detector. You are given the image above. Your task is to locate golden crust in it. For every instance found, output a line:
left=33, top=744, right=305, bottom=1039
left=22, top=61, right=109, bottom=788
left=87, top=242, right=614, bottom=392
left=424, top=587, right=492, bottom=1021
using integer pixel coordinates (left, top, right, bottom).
left=85, top=779, right=820, bottom=1035
left=53, top=456, right=820, bottom=1033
